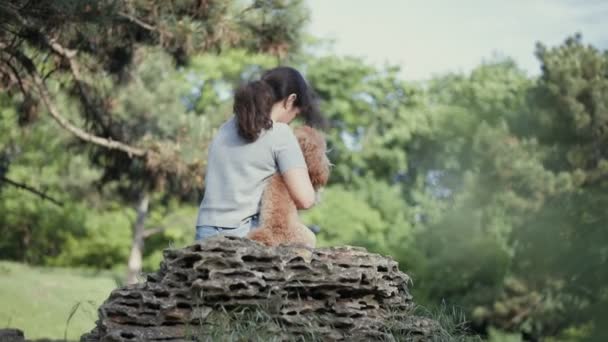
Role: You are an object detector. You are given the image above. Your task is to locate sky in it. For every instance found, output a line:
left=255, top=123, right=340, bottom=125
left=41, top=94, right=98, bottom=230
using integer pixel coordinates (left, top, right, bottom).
left=306, top=0, right=608, bottom=81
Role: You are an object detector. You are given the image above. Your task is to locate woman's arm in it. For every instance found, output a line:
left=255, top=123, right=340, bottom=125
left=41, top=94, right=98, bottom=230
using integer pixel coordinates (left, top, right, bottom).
left=273, top=123, right=315, bottom=209
left=282, top=167, right=315, bottom=209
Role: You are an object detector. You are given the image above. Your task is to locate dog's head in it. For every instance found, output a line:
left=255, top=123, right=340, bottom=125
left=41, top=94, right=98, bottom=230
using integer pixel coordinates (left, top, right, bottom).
left=294, top=126, right=331, bottom=190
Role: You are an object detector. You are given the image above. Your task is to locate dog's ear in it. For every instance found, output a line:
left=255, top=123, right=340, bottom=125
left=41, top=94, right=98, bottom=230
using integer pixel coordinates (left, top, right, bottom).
left=295, top=126, right=330, bottom=189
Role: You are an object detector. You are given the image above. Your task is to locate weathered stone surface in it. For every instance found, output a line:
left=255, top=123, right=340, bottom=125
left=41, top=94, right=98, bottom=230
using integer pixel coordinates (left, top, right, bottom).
left=82, top=236, right=436, bottom=341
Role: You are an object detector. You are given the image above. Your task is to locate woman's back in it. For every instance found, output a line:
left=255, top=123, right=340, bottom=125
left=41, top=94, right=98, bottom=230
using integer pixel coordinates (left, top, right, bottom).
left=196, top=116, right=306, bottom=228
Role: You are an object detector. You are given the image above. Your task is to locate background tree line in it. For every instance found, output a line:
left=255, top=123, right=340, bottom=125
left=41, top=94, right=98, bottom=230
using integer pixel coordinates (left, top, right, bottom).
left=1, top=1, right=606, bottom=341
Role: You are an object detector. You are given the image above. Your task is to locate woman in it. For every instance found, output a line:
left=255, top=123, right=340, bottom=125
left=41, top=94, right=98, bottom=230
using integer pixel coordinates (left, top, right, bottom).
left=195, top=66, right=323, bottom=241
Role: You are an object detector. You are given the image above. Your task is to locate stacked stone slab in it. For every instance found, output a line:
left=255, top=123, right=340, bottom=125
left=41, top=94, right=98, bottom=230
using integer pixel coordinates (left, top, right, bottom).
left=82, top=236, right=436, bottom=341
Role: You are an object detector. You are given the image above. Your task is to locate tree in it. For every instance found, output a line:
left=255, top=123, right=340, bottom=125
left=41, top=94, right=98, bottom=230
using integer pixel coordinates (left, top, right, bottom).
left=511, top=35, right=608, bottom=341
left=305, top=56, right=427, bottom=185
left=408, top=36, right=608, bottom=340
left=0, top=0, right=311, bottom=283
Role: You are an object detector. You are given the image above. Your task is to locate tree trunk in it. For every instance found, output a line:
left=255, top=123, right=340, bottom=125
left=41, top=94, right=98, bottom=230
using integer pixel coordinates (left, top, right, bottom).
left=126, top=191, right=149, bottom=285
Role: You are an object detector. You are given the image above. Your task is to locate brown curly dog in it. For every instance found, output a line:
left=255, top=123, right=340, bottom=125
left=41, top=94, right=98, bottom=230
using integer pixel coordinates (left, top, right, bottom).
left=247, top=126, right=330, bottom=248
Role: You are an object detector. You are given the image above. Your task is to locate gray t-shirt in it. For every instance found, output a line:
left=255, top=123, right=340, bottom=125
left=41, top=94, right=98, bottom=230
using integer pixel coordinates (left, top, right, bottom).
left=196, top=116, right=307, bottom=228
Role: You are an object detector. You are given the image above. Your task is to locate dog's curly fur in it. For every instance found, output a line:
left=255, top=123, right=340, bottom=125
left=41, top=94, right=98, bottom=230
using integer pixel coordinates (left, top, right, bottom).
left=247, top=126, right=330, bottom=248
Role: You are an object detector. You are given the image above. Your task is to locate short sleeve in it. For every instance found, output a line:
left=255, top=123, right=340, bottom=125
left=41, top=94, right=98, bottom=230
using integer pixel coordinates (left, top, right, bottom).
left=272, top=124, right=307, bottom=174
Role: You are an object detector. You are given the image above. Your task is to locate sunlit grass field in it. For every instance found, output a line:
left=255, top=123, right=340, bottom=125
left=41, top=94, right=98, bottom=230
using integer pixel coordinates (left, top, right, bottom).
left=0, top=261, right=119, bottom=340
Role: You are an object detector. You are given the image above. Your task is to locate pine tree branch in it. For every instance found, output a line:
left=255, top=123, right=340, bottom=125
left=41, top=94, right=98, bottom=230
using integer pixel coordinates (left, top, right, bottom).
left=45, top=36, right=114, bottom=134
left=4, top=6, right=150, bottom=157
left=8, top=47, right=147, bottom=158
left=0, top=175, right=63, bottom=206
left=0, top=55, right=27, bottom=94
left=12, top=10, right=113, bottom=133
left=117, top=11, right=157, bottom=32
left=32, top=67, right=148, bottom=157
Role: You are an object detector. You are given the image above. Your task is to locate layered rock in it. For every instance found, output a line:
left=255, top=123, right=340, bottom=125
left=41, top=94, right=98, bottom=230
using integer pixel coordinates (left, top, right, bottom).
left=82, top=236, right=436, bottom=341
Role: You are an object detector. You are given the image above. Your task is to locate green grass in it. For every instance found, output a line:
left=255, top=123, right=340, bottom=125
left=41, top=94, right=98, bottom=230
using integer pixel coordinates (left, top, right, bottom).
left=0, top=261, right=119, bottom=341
left=183, top=304, right=482, bottom=342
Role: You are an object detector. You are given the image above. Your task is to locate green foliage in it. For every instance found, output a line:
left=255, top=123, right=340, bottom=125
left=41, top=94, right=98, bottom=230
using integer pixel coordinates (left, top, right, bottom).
left=306, top=56, right=427, bottom=183
left=142, top=203, right=200, bottom=271
left=407, top=200, right=512, bottom=309
left=0, top=191, right=87, bottom=264
left=52, top=207, right=132, bottom=269
left=531, top=34, right=608, bottom=180
left=302, top=185, right=388, bottom=250
left=0, top=97, right=104, bottom=265
left=511, top=35, right=608, bottom=341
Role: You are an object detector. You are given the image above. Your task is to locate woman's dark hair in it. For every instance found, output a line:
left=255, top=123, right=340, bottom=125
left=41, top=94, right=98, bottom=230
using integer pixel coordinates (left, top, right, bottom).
left=234, top=66, right=325, bottom=142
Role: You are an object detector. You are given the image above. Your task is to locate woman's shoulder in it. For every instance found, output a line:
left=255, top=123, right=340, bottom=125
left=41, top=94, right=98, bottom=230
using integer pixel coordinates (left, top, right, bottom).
left=265, top=122, right=296, bottom=142
left=222, top=116, right=237, bottom=130
left=270, top=122, right=294, bottom=135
